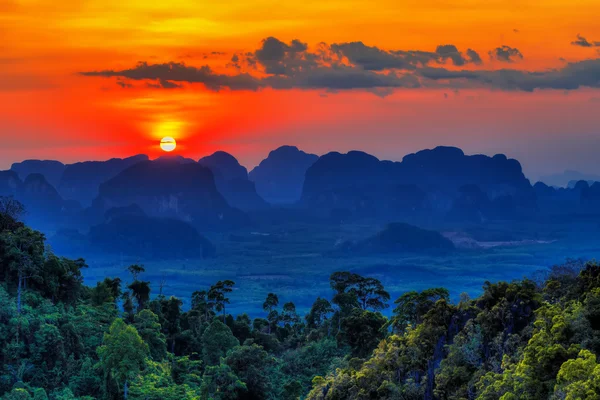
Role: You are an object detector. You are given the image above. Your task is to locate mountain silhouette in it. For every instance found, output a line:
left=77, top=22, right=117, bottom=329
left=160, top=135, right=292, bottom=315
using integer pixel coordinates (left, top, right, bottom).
left=11, top=159, right=66, bottom=187
left=92, top=159, right=249, bottom=230
left=337, top=222, right=455, bottom=254
left=249, top=145, right=318, bottom=204
left=302, top=146, right=535, bottom=221
left=199, top=151, right=268, bottom=210
left=0, top=171, right=80, bottom=229
left=58, top=154, right=149, bottom=205
left=89, top=204, right=215, bottom=258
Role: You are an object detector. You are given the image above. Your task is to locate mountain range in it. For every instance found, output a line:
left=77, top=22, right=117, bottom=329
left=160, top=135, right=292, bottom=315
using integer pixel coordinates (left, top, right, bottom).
left=2, top=145, right=600, bottom=258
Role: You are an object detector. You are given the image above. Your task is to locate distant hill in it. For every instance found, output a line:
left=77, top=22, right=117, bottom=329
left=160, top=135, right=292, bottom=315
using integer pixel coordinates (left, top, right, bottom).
left=199, top=151, right=268, bottom=210
left=88, top=204, right=215, bottom=258
left=337, top=222, right=455, bottom=254
left=249, top=145, right=318, bottom=204
left=58, top=154, right=149, bottom=205
left=301, top=146, right=535, bottom=221
left=11, top=159, right=66, bottom=187
left=0, top=171, right=80, bottom=229
left=93, top=158, right=249, bottom=230
left=539, top=170, right=600, bottom=188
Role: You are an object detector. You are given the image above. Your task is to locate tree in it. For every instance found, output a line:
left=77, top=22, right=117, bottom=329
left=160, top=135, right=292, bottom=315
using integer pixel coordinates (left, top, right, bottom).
left=224, top=344, right=277, bottom=400
left=262, top=293, right=279, bottom=334
left=91, top=278, right=121, bottom=307
left=97, top=319, right=148, bottom=399
left=191, top=290, right=212, bottom=321
left=0, top=196, right=25, bottom=232
left=281, top=302, right=300, bottom=328
left=339, top=309, right=387, bottom=358
left=134, top=310, right=167, bottom=361
left=208, top=280, right=235, bottom=321
left=554, top=349, right=600, bottom=399
left=2, top=227, right=45, bottom=314
left=306, top=297, right=334, bottom=333
left=390, top=287, right=449, bottom=332
left=128, top=280, right=151, bottom=312
left=127, top=264, right=145, bottom=281
left=329, top=272, right=390, bottom=311
left=200, top=364, right=246, bottom=400
left=201, top=320, right=239, bottom=366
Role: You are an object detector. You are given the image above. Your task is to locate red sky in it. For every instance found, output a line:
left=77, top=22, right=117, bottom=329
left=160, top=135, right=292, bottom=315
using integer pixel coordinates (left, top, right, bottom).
left=2, top=0, right=600, bottom=179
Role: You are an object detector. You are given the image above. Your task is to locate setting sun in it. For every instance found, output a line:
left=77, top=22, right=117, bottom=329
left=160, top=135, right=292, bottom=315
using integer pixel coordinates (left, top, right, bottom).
left=160, top=136, right=177, bottom=152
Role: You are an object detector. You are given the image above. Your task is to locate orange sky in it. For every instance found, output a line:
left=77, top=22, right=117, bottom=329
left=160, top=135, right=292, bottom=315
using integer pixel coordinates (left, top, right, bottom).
left=2, top=0, right=600, bottom=178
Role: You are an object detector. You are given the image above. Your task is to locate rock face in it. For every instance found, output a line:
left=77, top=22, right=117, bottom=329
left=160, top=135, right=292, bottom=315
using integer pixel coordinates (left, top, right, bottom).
left=249, top=146, right=318, bottom=204
left=301, top=146, right=535, bottom=221
left=199, top=151, right=268, bottom=210
left=93, top=158, right=248, bottom=230
left=11, top=160, right=66, bottom=187
left=338, top=222, right=455, bottom=254
left=58, top=154, right=149, bottom=206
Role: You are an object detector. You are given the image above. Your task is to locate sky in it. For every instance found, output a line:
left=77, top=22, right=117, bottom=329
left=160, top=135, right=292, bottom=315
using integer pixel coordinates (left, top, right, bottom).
left=2, top=0, right=600, bottom=180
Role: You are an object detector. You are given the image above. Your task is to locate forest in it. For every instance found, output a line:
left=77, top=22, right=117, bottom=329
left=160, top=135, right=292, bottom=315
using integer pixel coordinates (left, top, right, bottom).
left=1, top=198, right=600, bottom=400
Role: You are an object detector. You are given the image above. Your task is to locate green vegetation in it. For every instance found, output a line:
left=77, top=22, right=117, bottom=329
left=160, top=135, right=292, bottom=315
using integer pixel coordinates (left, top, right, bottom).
left=4, top=202, right=600, bottom=399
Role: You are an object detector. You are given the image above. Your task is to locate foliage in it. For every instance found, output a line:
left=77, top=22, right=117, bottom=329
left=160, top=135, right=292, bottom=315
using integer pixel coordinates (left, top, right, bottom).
left=4, top=214, right=600, bottom=400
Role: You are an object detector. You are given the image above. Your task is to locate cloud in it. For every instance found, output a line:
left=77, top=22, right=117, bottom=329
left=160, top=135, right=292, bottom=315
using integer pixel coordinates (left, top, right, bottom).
left=116, top=80, right=132, bottom=89
left=489, top=46, right=523, bottom=62
left=81, top=62, right=260, bottom=91
left=571, top=34, right=600, bottom=47
left=330, top=42, right=481, bottom=70
left=253, top=37, right=314, bottom=75
left=146, top=79, right=182, bottom=89
left=435, top=44, right=468, bottom=66
left=80, top=37, right=600, bottom=94
left=420, top=58, right=600, bottom=92
left=466, top=49, right=482, bottom=65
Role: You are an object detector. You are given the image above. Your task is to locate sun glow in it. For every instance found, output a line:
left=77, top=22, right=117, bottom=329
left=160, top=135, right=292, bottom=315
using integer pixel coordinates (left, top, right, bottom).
left=160, top=136, right=177, bottom=152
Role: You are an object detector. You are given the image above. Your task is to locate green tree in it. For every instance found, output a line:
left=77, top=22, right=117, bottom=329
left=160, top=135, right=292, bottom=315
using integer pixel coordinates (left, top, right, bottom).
left=200, top=364, right=246, bottom=400
left=262, top=293, right=279, bottom=334
left=0, top=196, right=25, bottom=232
left=201, top=320, right=239, bottom=366
left=305, top=297, right=334, bottom=338
left=134, top=310, right=167, bottom=361
left=390, top=287, right=449, bottom=332
left=127, top=264, right=145, bottom=281
left=97, top=319, right=148, bottom=399
left=225, top=344, right=277, bottom=400
left=554, top=349, right=600, bottom=399
left=208, top=280, right=235, bottom=322
left=128, top=280, right=151, bottom=312
left=339, top=309, right=387, bottom=358
left=2, top=227, right=45, bottom=313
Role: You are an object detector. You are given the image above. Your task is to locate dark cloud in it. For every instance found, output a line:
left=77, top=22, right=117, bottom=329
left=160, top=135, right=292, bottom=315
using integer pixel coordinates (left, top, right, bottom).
left=466, top=49, right=482, bottom=65
left=116, top=80, right=132, bottom=89
left=331, top=42, right=419, bottom=70
left=435, top=44, right=467, bottom=66
left=80, top=36, right=600, bottom=94
left=81, top=62, right=260, bottom=91
left=253, top=37, right=313, bottom=75
left=146, top=79, right=181, bottom=89
left=489, top=46, right=523, bottom=62
left=331, top=41, right=481, bottom=70
left=420, top=58, right=600, bottom=92
left=571, top=34, right=600, bottom=47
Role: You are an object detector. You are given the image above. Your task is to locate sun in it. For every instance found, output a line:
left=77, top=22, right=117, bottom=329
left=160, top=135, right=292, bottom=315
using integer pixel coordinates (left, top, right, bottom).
left=160, top=137, right=176, bottom=152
